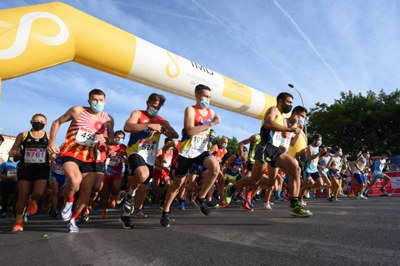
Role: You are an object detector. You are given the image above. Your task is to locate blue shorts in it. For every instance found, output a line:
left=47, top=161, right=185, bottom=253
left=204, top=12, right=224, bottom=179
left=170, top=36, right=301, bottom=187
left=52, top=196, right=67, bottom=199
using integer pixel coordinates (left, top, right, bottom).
left=328, top=170, right=340, bottom=179
left=50, top=172, right=67, bottom=187
left=372, top=172, right=385, bottom=182
left=353, top=173, right=366, bottom=184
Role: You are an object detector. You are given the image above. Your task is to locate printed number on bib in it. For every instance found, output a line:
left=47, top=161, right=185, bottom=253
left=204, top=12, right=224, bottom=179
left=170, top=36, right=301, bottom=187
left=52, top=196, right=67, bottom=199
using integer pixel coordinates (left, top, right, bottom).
left=138, top=140, right=157, bottom=158
left=25, top=148, right=46, bottom=163
left=272, top=132, right=282, bottom=147
left=191, top=135, right=208, bottom=150
left=75, top=127, right=97, bottom=147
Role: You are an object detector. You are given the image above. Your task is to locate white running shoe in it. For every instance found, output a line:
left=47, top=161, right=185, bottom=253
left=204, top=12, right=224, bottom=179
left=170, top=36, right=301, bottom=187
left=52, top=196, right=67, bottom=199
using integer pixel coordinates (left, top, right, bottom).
left=68, top=219, right=79, bottom=233
left=264, top=202, right=272, bottom=210
left=357, top=194, right=368, bottom=200
left=61, top=202, right=73, bottom=222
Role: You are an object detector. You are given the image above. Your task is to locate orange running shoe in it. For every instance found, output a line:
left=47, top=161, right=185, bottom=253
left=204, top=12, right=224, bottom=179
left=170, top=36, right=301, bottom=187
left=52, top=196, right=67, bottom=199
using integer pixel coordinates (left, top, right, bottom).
left=27, top=200, right=38, bottom=215
left=241, top=200, right=254, bottom=212
left=12, top=221, right=23, bottom=232
left=101, top=210, right=108, bottom=219
left=109, top=197, right=116, bottom=208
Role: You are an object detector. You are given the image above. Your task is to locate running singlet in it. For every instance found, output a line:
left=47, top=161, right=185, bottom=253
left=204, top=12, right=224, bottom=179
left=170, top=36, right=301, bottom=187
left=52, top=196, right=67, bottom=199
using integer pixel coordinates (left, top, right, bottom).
left=248, top=135, right=261, bottom=164
left=373, top=159, right=386, bottom=174
left=213, top=146, right=227, bottom=160
left=20, top=131, right=49, bottom=166
left=352, top=156, right=367, bottom=174
left=105, top=144, right=127, bottom=175
left=260, top=111, right=284, bottom=146
left=126, top=111, right=164, bottom=166
left=305, top=145, right=319, bottom=173
left=60, top=108, right=109, bottom=162
left=179, top=106, right=212, bottom=159
left=330, top=156, right=342, bottom=171
left=0, top=161, right=18, bottom=182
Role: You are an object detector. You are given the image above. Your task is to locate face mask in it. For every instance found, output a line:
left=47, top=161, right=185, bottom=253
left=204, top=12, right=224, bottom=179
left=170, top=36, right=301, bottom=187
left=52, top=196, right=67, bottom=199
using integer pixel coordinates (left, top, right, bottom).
left=338, top=152, right=343, bottom=156
left=200, top=97, right=210, bottom=109
left=116, top=138, right=123, bottom=145
left=221, top=143, right=227, bottom=148
left=32, top=121, right=45, bottom=131
left=282, top=104, right=292, bottom=114
left=209, top=136, right=215, bottom=143
left=298, top=117, right=305, bottom=127
left=316, top=140, right=322, bottom=147
left=91, top=102, right=104, bottom=113
left=146, top=107, right=158, bottom=117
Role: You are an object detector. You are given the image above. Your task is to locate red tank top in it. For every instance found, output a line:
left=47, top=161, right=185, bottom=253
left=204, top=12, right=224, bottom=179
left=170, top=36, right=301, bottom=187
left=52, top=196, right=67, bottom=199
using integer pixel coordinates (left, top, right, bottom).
left=60, top=108, right=109, bottom=162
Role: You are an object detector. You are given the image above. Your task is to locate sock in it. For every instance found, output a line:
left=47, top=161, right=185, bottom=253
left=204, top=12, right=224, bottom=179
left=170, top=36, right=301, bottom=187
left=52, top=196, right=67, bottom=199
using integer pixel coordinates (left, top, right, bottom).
left=67, top=196, right=74, bottom=203
left=16, top=214, right=23, bottom=222
left=71, top=210, right=81, bottom=220
left=290, top=197, right=299, bottom=206
left=275, top=190, right=281, bottom=199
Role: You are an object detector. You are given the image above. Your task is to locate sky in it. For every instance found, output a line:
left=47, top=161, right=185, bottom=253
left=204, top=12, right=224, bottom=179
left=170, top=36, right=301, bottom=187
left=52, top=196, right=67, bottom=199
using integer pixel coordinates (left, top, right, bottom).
left=0, top=0, right=399, bottom=145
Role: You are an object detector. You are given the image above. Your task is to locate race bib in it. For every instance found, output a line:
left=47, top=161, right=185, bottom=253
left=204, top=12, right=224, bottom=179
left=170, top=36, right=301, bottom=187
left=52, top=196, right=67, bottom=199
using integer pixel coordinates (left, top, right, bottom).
left=107, top=157, right=121, bottom=167
left=191, top=135, right=208, bottom=151
left=281, top=137, right=291, bottom=150
left=138, top=140, right=157, bottom=158
left=310, top=158, right=319, bottom=167
left=51, top=164, right=64, bottom=175
left=7, top=169, right=17, bottom=177
left=24, top=148, right=46, bottom=163
left=272, top=132, right=282, bottom=147
left=75, top=127, right=97, bottom=147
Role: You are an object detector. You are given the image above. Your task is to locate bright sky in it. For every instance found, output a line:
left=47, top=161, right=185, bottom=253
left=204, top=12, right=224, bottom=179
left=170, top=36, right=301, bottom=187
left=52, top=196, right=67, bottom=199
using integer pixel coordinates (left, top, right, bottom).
left=0, top=0, right=398, bottom=145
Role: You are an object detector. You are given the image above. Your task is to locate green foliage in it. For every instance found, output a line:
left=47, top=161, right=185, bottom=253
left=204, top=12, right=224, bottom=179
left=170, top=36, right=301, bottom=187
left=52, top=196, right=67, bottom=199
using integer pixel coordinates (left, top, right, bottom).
left=212, top=136, right=239, bottom=157
left=308, top=89, right=400, bottom=157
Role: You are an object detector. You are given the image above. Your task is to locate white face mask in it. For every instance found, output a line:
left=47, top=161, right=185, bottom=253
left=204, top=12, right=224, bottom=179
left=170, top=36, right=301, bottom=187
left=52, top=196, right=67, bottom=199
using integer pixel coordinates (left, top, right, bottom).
left=221, top=143, right=227, bottom=148
left=298, top=117, right=305, bottom=127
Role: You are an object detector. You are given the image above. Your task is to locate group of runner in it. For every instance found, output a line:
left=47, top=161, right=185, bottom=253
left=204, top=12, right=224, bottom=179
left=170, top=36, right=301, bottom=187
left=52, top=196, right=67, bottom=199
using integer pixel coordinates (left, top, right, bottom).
left=0, top=86, right=393, bottom=233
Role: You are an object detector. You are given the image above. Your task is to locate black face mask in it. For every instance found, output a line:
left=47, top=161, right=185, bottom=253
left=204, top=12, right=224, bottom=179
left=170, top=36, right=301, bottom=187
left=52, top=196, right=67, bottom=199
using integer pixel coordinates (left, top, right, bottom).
left=282, top=104, right=293, bottom=114
left=32, top=122, right=45, bottom=131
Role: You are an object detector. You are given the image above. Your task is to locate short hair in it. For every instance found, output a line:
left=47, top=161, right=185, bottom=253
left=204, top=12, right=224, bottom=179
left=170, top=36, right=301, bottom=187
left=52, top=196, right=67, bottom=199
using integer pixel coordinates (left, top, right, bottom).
left=147, top=93, right=166, bottom=107
left=333, top=146, right=342, bottom=153
left=277, top=92, right=294, bottom=103
left=292, top=106, right=308, bottom=115
left=0, top=134, right=4, bottom=142
left=115, top=130, right=125, bottom=137
left=31, top=113, right=47, bottom=121
left=383, top=150, right=391, bottom=157
left=195, top=84, right=211, bottom=95
left=89, top=88, right=106, bottom=99
left=164, top=137, right=172, bottom=144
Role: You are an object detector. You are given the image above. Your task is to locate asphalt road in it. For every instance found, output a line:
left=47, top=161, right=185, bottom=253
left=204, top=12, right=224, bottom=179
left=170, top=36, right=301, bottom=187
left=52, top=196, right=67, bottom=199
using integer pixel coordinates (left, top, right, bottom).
left=1, top=196, right=399, bottom=265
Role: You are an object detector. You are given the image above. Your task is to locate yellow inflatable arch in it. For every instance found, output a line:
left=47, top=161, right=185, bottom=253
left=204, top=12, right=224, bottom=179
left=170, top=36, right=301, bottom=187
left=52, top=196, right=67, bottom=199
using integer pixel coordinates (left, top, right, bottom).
left=0, top=1, right=306, bottom=156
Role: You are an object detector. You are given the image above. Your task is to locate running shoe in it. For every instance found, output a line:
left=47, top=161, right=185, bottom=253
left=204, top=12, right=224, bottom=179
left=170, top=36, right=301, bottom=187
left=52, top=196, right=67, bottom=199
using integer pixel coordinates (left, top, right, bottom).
left=332, top=198, right=341, bottom=203
left=178, top=201, right=186, bottom=210
left=264, top=202, right=272, bottom=210
left=338, top=192, right=347, bottom=198
left=241, top=200, right=254, bottom=212
left=217, top=200, right=229, bottom=208
left=27, top=200, right=38, bottom=215
left=133, top=209, right=148, bottom=219
left=123, top=194, right=134, bottom=214
left=225, top=184, right=234, bottom=204
left=61, top=202, right=73, bottom=222
left=68, top=219, right=79, bottom=233
left=119, top=215, right=134, bottom=229
left=357, top=194, right=368, bottom=200
left=12, top=221, right=23, bottom=232
left=206, top=201, right=218, bottom=208
left=160, top=211, right=170, bottom=228
left=194, top=198, right=210, bottom=216
left=78, top=213, right=90, bottom=224
left=381, top=191, right=391, bottom=197
left=101, top=210, right=108, bottom=219
left=49, top=208, right=58, bottom=218
left=288, top=204, right=313, bottom=217
left=109, top=197, right=116, bottom=208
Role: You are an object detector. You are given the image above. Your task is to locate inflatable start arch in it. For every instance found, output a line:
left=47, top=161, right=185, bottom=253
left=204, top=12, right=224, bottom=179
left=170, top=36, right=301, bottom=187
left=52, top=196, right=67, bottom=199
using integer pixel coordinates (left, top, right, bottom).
left=0, top=1, right=306, bottom=155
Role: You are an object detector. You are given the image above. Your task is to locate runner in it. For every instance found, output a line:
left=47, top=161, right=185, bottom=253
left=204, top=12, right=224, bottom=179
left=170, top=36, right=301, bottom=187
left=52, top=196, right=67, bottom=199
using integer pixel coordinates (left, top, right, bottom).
left=0, top=156, right=18, bottom=218
left=120, top=93, right=178, bottom=229
left=225, top=92, right=312, bottom=217
left=10, top=113, right=50, bottom=232
left=48, top=152, right=67, bottom=218
left=152, top=138, right=173, bottom=208
left=47, top=89, right=115, bottom=233
left=364, top=150, right=392, bottom=197
left=351, top=149, right=369, bottom=199
left=100, top=130, right=127, bottom=219
left=326, top=146, right=344, bottom=202
left=160, top=84, right=221, bottom=227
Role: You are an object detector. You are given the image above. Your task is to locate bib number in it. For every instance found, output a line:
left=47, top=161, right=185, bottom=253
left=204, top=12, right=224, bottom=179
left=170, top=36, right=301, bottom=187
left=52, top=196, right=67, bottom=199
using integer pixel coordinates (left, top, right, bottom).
left=7, top=169, right=17, bottom=177
left=75, top=127, right=97, bottom=147
left=138, top=140, right=157, bottom=158
left=24, top=148, right=46, bottom=163
left=191, top=135, right=208, bottom=150
left=272, top=132, right=282, bottom=147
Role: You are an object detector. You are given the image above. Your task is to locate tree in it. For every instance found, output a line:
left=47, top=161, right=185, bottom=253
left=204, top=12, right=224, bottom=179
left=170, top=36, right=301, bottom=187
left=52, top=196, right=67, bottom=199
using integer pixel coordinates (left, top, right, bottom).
left=308, top=89, right=400, bottom=158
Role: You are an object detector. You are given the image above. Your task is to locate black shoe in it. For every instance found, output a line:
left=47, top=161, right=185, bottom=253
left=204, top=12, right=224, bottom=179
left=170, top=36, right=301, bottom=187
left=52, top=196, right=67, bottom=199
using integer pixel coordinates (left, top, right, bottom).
left=160, top=212, right=170, bottom=228
left=123, top=195, right=134, bottom=214
left=194, top=198, right=210, bottom=216
left=77, top=214, right=89, bottom=224
left=119, top=215, right=134, bottom=229
left=206, top=201, right=218, bottom=208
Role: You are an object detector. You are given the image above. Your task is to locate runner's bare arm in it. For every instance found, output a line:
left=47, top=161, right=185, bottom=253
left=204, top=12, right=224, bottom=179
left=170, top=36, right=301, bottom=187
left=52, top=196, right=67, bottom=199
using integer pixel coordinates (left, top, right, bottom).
left=264, top=107, right=300, bottom=134
left=160, top=120, right=179, bottom=138
left=184, top=107, right=220, bottom=136
left=9, top=132, right=24, bottom=157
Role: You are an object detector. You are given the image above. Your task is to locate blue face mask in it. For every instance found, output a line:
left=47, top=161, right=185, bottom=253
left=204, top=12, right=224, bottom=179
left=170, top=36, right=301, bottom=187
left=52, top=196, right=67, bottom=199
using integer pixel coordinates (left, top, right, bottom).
left=316, top=140, right=322, bottom=147
left=90, top=102, right=104, bottom=113
left=200, top=97, right=210, bottom=108
left=209, top=136, right=215, bottom=143
left=147, top=107, right=158, bottom=117
left=116, top=138, right=124, bottom=145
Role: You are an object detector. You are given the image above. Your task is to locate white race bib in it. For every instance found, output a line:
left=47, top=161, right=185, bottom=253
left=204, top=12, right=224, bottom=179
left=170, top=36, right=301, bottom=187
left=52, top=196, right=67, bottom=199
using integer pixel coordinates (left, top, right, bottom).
left=272, top=132, right=282, bottom=147
left=310, top=158, right=319, bottom=167
left=138, top=140, right=157, bottom=159
left=51, top=164, right=64, bottom=175
left=75, top=127, right=97, bottom=147
left=24, top=148, right=46, bottom=163
left=7, top=169, right=17, bottom=177
left=191, top=135, right=208, bottom=151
